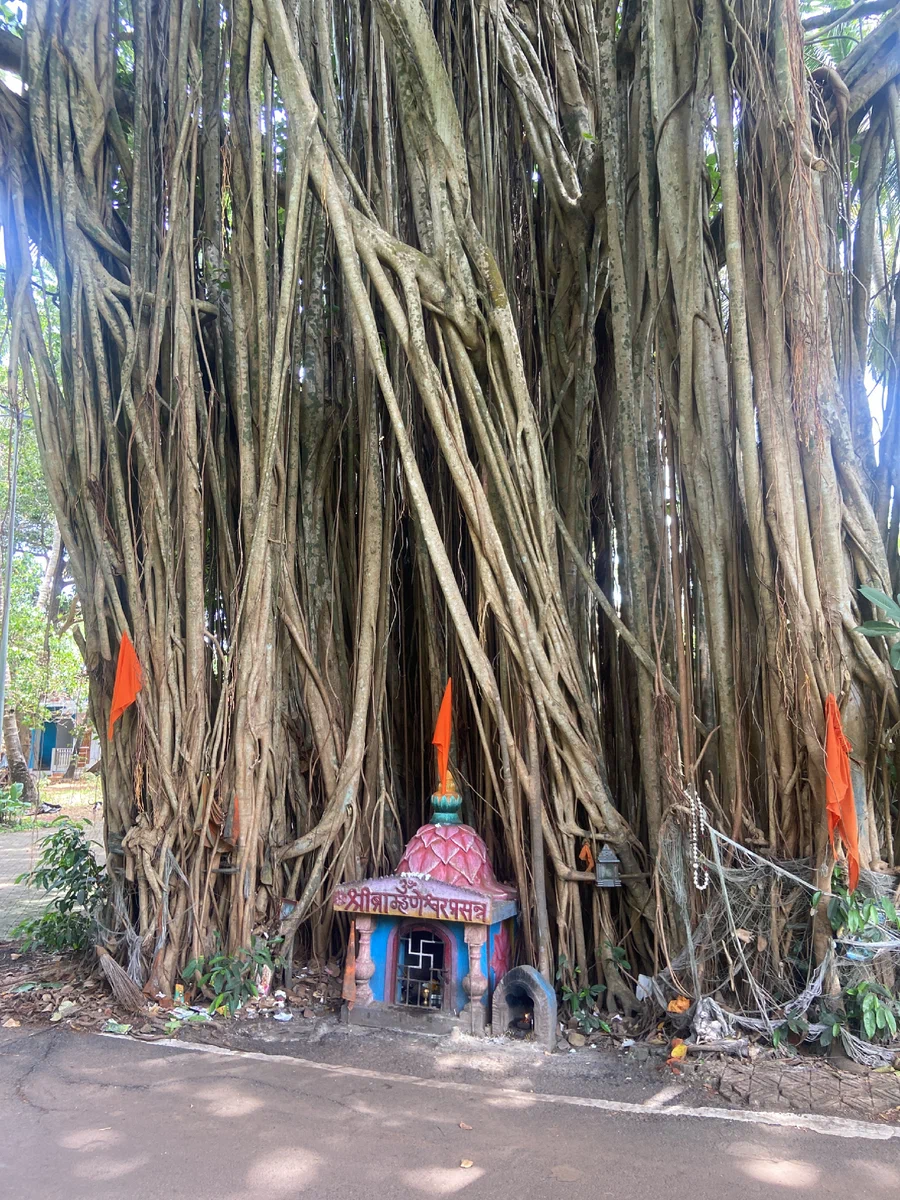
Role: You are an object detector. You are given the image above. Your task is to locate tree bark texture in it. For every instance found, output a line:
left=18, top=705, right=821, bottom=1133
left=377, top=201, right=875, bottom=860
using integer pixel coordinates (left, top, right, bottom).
left=3, top=704, right=37, bottom=809
left=0, top=0, right=897, bottom=994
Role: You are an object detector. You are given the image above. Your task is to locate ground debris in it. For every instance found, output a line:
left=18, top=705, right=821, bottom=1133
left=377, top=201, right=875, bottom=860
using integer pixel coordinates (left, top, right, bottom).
left=0, top=942, right=152, bottom=1034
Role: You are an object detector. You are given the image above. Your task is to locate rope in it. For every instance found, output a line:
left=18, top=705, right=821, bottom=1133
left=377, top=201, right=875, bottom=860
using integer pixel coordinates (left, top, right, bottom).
left=649, top=810, right=900, bottom=1066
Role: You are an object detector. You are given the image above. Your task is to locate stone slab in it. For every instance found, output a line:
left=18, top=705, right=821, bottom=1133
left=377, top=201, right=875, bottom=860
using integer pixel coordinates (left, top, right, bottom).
left=342, top=1000, right=472, bottom=1038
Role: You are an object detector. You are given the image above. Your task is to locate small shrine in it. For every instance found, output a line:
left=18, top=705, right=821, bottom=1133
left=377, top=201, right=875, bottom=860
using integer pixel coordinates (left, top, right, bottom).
left=335, top=682, right=518, bottom=1036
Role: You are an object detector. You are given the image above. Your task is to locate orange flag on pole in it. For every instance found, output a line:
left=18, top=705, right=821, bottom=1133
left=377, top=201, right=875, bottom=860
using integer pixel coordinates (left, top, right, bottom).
left=432, top=678, right=452, bottom=795
left=825, top=693, right=860, bottom=892
left=108, top=631, right=143, bottom=740
left=342, top=919, right=357, bottom=1010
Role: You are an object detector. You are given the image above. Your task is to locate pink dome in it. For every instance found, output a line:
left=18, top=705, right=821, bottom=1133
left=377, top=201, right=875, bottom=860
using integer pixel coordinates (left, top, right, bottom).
left=397, top=823, right=510, bottom=897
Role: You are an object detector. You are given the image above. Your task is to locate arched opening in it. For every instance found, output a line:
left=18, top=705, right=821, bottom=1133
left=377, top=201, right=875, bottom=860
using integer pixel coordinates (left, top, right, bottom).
left=503, top=986, right=535, bottom=1035
left=394, top=923, right=450, bottom=1009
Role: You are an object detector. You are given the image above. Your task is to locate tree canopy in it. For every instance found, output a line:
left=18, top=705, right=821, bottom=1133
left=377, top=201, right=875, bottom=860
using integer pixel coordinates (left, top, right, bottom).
left=0, top=271, right=84, bottom=732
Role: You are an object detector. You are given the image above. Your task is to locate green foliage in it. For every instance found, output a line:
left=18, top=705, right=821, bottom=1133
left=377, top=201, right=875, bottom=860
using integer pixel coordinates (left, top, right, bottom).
left=607, top=941, right=632, bottom=972
left=0, top=781, right=25, bottom=825
left=817, top=867, right=900, bottom=943
left=13, top=817, right=108, bottom=952
left=816, top=1010, right=846, bottom=1049
left=805, top=867, right=900, bottom=1049
left=855, top=587, right=900, bottom=670
left=556, top=954, right=610, bottom=1036
left=0, top=270, right=85, bottom=726
left=5, top=555, right=85, bottom=725
left=0, top=1, right=23, bottom=33
left=182, top=937, right=282, bottom=1015
left=772, top=1012, right=810, bottom=1051
left=845, top=981, right=900, bottom=1042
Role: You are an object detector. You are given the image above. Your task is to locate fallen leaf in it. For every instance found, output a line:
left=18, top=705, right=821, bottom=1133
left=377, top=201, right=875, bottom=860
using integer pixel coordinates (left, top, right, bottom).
left=2, top=1018, right=20, bottom=1028
left=102, top=1019, right=133, bottom=1035
left=667, top=995, right=691, bottom=1014
left=735, top=929, right=753, bottom=944
left=460, top=1161, right=474, bottom=1170
left=459, top=1122, right=473, bottom=1130
left=669, top=1042, right=688, bottom=1060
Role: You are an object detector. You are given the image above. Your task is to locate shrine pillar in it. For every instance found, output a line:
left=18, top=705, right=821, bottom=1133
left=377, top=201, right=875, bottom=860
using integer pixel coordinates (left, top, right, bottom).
left=461, top=924, right=488, bottom=1033
left=355, top=916, right=376, bottom=1006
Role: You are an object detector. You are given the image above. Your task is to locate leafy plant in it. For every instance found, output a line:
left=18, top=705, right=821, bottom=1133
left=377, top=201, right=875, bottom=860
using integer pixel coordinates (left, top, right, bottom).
left=12, top=817, right=108, bottom=952
left=182, top=936, right=282, bottom=1015
left=855, top=586, right=900, bottom=670
left=557, top=954, right=610, bottom=1036
left=772, top=1012, right=809, bottom=1051
left=844, top=981, right=900, bottom=1043
left=813, top=867, right=900, bottom=946
left=607, top=941, right=632, bottom=972
left=0, top=782, right=27, bottom=826
left=816, top=1010, right=846, bottom=1050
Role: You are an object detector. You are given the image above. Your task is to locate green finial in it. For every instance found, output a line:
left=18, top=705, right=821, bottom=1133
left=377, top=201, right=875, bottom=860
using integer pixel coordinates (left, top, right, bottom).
left=430, top=770, right=462, bottom=824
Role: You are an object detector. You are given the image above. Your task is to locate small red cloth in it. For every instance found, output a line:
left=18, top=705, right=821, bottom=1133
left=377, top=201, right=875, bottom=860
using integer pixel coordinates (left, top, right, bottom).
left=432, top=678, right=452, bottom=795
left=108, top=631, right=142, bottom=740
left=825, top=694, right=859, bottom=891
left=342, top=920, right=357, bottom=1010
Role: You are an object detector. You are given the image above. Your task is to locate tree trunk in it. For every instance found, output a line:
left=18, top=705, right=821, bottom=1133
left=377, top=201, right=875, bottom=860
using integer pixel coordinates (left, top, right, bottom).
left=3, top=703, right=37, bottom=809
left=63, top=720, right=90, bottom=781
left=0, top=0, right=896, bottom=1002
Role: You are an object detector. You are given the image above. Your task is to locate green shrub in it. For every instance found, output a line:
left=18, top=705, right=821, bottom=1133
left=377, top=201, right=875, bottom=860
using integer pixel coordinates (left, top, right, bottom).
left=0, top=782, right=27, bottom=826
left=13, top=817, right=108, bottom=952
left=183, top=936, right=282, bottom=1014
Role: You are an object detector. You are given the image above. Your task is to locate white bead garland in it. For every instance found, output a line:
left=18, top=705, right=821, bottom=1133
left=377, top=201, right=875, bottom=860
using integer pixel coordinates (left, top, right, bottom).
left=688, top=786, right=710, bottom=892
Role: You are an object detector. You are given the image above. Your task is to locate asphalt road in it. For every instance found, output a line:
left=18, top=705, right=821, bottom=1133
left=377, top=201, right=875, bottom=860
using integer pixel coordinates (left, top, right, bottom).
left=1, top=1028, right=898, bottom=1200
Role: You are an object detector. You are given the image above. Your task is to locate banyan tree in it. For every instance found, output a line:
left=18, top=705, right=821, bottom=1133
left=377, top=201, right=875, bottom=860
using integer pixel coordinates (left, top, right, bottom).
left=1, top=0, right=899, bottom=1006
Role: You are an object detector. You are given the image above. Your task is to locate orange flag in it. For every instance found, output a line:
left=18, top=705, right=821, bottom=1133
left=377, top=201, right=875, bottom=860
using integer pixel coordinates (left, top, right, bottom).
left=342, top=920, right=357, bottom=1010
left=108, top=631, right=143, bottom=740
left=825, top=693, right=859, bottom=892
left=432, top=678, right=452, bottom=795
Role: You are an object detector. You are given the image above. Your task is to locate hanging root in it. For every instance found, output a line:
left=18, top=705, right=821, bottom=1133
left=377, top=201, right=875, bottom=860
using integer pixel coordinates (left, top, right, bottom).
left=96, top=947, right=146, bottom=1013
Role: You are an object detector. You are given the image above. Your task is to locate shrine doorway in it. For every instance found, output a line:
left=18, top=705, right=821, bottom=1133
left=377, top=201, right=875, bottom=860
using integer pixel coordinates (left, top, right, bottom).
left=393, top=923, right=452, bottom=1009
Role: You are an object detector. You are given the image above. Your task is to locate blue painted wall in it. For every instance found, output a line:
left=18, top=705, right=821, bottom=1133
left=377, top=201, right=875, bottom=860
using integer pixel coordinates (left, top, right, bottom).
left=367, top=915, right=397, bottom=1003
